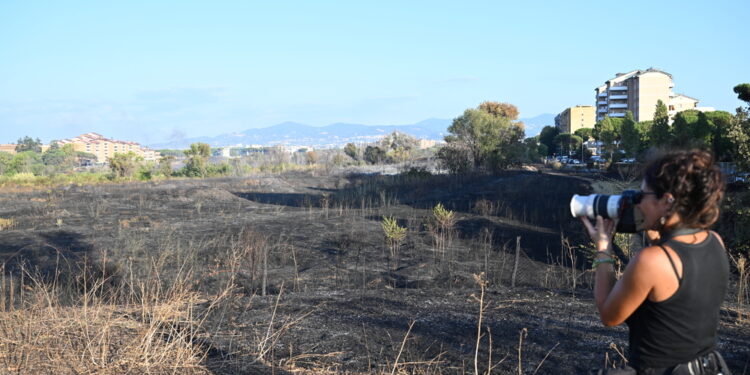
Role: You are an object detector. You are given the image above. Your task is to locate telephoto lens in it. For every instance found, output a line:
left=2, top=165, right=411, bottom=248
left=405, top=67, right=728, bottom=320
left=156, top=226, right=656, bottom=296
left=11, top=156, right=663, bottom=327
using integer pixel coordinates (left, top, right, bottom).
left=570, top=190, right=644, bottom=233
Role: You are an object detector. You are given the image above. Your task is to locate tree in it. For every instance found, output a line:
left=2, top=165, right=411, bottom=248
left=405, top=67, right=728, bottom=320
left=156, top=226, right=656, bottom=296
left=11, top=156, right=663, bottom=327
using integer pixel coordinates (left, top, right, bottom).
left=637, top=121, right=653, bottom=149
left=728, top=84, right=750, bottom=171
left=538, top=126, right=560, bottom=156
left=438, top=102, right=525, bottom=172
left=521, top=136, right=543, bottom=163
left=158, top=155, right=175, bottom=177
left=331, top=153, right=346, bottom=167
left=15, top=136, right=42, bottom=153
left=0, top=152, right=12, bottom=175
left=343, top=143, right=359, bottom=160
left=478, top=101, right=519, bottom=120
left=379, top=131, right=418, bottom=163
left=620, top=111, right=641, bottom=157
left=573, top=128, right=594, bottom=142
left=183, top=142, right=211, bottom=177
left=650, top=99, right=671, bottom=147
left=704, top=111, right=734, bottom=161
left=595, top=116, right=620, bottom=160
left=734, top=83, right=750, bottom=103
left=108, top=152, right=142, bottom=179
left=41, top=143, right=77, bottom=174
left=536, top=143, right=549, bottom=159
left=379, top=131, right=418, bottom=152
left=305, top=151, right=319, bottom=165
left=672, top=110, right=714, bottom=147
left=553, top=133, right=582, bottom=156
left=9, top=151, right=42, bottom=174
left=363, top=146, right=386, bottom=165
left=436, top=143, right=472, bottom=173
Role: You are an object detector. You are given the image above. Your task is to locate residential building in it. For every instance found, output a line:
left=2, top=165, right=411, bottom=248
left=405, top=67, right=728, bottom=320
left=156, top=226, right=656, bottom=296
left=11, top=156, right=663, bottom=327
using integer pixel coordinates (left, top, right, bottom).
left=417, top=139, right=440, bottom=149
left=595, top=68, right=707, bottom=123
left=0, top=144, right=51, bottom=154
left=0, top=144, right=16, bottom=154
left=668, top=94, right=715, bottom=118
left=218, top=147, right=233, bottom=158
left=555, top=105, right=595, bottom=134
left=57, top=133, right=160, bottom=163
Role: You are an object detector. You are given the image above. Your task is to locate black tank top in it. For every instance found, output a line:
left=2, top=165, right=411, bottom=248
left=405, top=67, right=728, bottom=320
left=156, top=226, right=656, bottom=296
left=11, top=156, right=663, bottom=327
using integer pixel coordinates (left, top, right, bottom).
left=625, top=232, right=729, bottom=369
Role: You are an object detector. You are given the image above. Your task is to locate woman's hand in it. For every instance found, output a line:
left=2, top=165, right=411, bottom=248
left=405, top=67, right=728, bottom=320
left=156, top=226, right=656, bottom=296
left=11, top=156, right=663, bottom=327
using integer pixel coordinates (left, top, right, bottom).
left=581, top=216, right=616, bottom=252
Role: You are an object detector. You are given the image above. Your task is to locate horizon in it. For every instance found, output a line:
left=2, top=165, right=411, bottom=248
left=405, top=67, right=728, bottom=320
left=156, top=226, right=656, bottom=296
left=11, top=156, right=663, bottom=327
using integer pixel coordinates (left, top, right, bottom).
left=1, top=1, right=748, bottom=145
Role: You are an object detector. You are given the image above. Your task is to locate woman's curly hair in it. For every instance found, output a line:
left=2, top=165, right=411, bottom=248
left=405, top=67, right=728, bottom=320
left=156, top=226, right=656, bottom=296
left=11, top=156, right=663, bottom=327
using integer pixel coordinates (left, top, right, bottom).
left=643, top=149, right=725, bottom=229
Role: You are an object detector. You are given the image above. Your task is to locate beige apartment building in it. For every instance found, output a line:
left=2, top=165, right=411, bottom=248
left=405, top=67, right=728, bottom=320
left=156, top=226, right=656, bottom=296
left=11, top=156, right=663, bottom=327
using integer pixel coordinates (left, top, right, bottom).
left=594, top=68, right=707, bottom=123
left=0, top=144, right=51, bottom=154
left=57, top=133, right=160, bottom=163
left=0, top=144, right=16, bottom=154
left=555, top=105, right=595, bottom=134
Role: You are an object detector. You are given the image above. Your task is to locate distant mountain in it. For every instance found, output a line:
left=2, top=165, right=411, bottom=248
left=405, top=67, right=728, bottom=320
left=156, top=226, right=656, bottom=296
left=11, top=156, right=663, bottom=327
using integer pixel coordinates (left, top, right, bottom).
left=518, top=113, right=556, bottom=137
left=148, top=118, right=452, bottom=149
left=147, top=114, right=556, bottom=149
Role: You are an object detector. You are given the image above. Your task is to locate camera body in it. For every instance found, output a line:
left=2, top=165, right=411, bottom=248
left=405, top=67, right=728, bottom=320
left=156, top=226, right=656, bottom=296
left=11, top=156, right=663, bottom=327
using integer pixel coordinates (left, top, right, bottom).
left=570, top=190, right=645, bottom=233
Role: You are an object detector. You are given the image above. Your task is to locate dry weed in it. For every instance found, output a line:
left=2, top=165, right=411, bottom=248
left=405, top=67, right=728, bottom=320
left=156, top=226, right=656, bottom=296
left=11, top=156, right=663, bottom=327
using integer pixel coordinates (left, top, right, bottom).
left=0, top=218, right=16, bottom=231
left=0, top=272, right=210, bottom=374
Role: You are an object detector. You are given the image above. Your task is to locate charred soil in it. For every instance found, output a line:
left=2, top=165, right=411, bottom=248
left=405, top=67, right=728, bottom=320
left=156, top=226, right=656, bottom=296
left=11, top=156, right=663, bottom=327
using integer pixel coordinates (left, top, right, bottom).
left=0, top=170, right=748, bottom=374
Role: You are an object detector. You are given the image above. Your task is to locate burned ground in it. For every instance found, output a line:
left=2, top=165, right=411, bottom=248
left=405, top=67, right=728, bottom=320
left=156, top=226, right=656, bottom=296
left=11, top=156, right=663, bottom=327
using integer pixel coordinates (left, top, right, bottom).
left=0, top=170, right=748, bottom=374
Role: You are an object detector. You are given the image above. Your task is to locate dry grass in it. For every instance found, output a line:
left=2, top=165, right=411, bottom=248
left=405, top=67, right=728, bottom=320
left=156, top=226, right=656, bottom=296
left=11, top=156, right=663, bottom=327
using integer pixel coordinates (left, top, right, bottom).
left=0, top=257, right=219, bottom=374
left=0, top=218, right=16, bottom=231
left=729, top=254, right=750, bottom=322
left=0, top=300, right=209, bottom=374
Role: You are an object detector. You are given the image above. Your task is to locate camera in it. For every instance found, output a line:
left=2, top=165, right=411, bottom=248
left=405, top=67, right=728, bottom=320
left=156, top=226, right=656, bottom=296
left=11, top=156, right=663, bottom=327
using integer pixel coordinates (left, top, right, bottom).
left=570, top=190, right=645, bottom=233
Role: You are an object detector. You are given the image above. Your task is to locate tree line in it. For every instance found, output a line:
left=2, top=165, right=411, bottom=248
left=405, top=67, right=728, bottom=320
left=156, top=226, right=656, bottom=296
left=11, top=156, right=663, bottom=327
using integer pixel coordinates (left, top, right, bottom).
left=533, top=84, right=750, bottom=170
left=431, top=84, right=750, bottom=174
left=0, top=137, right=97, bottom=176
left=342, top=131, right=426, bottom=166
left=4, top=84, right=749, bottom=181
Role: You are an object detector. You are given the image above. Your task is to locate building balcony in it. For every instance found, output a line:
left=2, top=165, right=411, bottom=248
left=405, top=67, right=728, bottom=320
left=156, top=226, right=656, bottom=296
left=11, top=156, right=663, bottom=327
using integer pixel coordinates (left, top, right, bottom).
left=597, top=100, right=607, bottom=105
left=598, top=92, right=607, bottom=97
left=598, top=108, right=608, bottom=113
left=609, top=112, right=626, bottom=117
left=609, top=95, right=627, bottom=100
left=609, top=86, right=628, bottom=91
left=609, top=103, right=628, bottom=109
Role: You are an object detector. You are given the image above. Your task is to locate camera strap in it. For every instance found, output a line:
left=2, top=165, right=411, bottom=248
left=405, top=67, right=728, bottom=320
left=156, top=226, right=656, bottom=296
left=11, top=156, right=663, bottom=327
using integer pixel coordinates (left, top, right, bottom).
left=659, top=227, right=704, bottom=245
left=615, top=228, right=704, bottom=266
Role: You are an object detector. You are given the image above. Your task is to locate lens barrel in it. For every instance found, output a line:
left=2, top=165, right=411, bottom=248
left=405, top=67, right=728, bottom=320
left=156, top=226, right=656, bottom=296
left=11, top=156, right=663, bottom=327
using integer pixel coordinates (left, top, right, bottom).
left=570, top=194, right=621, bottom=219
left=570, top=191, right=643, bottom=234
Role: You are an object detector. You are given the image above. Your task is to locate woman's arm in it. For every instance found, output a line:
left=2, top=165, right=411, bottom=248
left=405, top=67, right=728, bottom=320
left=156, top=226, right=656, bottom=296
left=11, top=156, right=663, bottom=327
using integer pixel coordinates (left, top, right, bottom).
left=597, top=248, right=661, bottom=325
left=582, top=216, right=658, bottom=326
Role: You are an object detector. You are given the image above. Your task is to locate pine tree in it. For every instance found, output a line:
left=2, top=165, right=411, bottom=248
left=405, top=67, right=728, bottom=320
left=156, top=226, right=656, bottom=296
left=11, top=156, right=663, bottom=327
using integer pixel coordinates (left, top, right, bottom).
left=649, top=100, right=671, bottom=147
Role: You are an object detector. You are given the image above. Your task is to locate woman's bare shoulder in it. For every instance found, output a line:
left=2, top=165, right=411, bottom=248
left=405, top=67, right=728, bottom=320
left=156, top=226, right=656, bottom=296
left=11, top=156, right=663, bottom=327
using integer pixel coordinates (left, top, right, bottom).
left=626, top=245, right=670, bottom=276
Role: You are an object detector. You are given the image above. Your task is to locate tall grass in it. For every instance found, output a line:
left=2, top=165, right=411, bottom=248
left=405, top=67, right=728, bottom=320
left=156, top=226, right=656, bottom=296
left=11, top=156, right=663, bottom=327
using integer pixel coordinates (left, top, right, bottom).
left=0, top=229, right=263, bottom=375
left=0, top=261, right=213, bottom=374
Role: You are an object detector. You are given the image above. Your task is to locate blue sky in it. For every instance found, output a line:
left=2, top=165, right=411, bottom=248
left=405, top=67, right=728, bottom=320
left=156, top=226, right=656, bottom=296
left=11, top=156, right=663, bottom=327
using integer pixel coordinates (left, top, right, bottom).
left=1, top=0, right=748, bottom=144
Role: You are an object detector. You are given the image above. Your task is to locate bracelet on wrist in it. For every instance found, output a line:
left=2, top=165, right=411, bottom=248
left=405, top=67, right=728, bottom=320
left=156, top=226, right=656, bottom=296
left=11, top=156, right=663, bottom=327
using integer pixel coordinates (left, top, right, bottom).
left=592, top=258, right=616, bottom=269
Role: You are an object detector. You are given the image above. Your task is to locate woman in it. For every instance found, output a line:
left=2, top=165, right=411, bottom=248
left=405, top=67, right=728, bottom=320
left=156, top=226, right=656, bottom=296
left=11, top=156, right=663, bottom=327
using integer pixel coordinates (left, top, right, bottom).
left=583, top=150, right=731, bottom=375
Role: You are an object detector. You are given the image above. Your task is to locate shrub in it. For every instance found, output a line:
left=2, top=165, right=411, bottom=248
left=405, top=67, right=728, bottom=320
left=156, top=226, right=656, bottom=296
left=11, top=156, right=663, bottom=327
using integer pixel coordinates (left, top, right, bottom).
left=382, top=216, right=407, bottom=260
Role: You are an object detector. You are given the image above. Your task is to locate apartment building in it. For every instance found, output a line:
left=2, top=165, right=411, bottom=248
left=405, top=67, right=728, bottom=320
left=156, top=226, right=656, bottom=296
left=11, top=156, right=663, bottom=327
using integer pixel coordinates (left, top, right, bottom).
left=668, top=94, right=715, bottom=118
left=594, top=68, right=708, bottom=123
left=555, top=105, right=595, bottom=134
left=0, top=144, right=16, bottom=154
left=0, top=144, right=51, bottom=154
left=57, top=133, right=160, bottom=163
